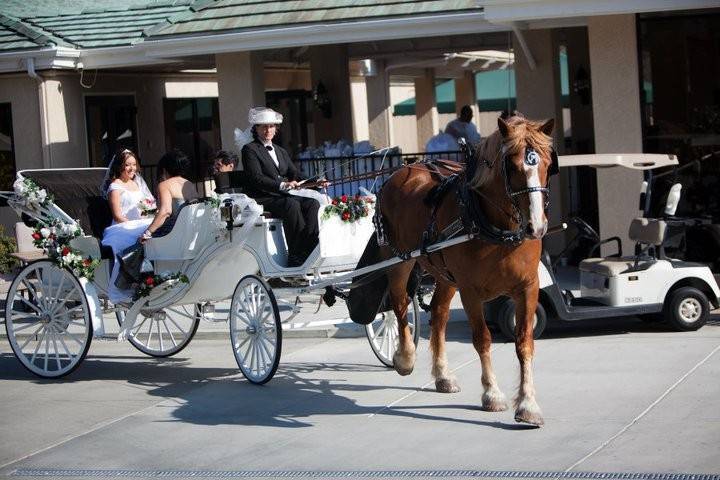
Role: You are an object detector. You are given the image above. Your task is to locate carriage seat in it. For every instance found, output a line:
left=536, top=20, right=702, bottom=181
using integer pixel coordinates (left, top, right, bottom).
left=144, top=202, right=217, bottom=261
left=579, top=217, right=667, bottom=277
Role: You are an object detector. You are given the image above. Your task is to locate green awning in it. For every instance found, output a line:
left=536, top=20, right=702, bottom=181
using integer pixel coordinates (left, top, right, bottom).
left=393, top=52, right=572, bottom=116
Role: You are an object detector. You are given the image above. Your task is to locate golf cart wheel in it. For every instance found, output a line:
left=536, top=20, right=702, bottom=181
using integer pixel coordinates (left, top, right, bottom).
left=663, top=287, right=709, bottom=332
left=230, top=275, right=281, bottom=384
left=116, top=305, right=200, bottom=358
left=366, top=294, right=421, bottom=368
left=497, top=298, right=547, bottom=341
left=5, top=260, right=92, bottom=378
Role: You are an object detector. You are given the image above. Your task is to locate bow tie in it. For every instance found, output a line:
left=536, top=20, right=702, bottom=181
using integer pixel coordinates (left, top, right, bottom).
left=265, top=145, right=273, bottom=151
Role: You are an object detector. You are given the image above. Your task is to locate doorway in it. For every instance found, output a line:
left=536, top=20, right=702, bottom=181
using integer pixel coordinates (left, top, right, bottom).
left=84, top=95, right=138, bottom=167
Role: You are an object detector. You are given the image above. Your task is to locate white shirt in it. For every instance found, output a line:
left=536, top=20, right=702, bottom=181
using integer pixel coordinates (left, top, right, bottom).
left=265, top=141, right=291, bottom=190
left=263, top=142, right=279, bottom=168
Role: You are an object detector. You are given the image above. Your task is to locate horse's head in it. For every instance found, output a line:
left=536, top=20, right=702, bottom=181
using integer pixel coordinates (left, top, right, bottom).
left=499, top=115, right=555, bottom=239
left=471, top=114, right=556, bottom=240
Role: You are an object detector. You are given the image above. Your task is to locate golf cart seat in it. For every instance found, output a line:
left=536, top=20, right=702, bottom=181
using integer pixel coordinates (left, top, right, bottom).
left=580, top=217, right=667, bottom=276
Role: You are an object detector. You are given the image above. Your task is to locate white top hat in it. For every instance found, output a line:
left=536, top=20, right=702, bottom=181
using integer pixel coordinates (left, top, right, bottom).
left=248, top=107, right=283, bottom=125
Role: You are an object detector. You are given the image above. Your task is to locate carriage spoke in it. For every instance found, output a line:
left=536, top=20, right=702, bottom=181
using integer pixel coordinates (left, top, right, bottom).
left=64, top=329, right=85, bottom=347
left=247, top=338, right=256, bottom=372
left=259, top=337, right=273, bottom=365
left=156, top=319, right=164, bottom=352
left=256, top=341, right=266, bottom=373
left=162, top=319, right=179, bottom=347
left=50, top=286, right=82, bottom=315
left=165, top=315, right=188, bottom=336
left=260, top=335, right=276, bottom=348
left=43, top=330, right=50, bottom=371
left=57, top=331, right=75, bottom=360
left=23, top=276, right=45, bottom=311
left=48, top=273, right=66, bottom=312
left=234, top=333, right=251, bottom=352
left=50, top=327, right=62, bottom=370
left=374, top=319, right=387, bottom=338
left=10, top=317, right=42, bottom=332
left=29, top=327, right=48, bottom=365
left=144, top=319, right=154, bottom=348
left=19, top=323, right=45, bottom=349
left=18, top=296, right=43, bottom=315
left=166, top=307, right=196, bottom=321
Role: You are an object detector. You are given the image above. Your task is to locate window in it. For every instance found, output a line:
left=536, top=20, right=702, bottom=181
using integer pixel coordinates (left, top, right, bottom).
left=85, top=95, right=138, bottom=167
left=163, top=98, right=221, bottom=180
left=0, top=103, right=15, bottom=190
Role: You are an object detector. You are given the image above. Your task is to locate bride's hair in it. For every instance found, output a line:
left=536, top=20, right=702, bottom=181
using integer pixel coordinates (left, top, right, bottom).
left=102, top=148, right=141, bottom=196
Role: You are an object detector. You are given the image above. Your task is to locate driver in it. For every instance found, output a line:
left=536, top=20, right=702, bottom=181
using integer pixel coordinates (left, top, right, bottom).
left=240, top=107, right=319, bottom=267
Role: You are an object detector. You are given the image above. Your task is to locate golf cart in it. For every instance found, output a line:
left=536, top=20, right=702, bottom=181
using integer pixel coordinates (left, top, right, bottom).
left=491, top=153, right=720, bottom=340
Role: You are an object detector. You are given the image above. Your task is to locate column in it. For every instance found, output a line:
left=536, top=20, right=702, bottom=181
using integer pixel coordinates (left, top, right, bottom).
left=414, top=68, right=438, bottom=151
left=454, top=70, right=478, bottom=119
left=216, top=51, right=265, bottom=154
left=513, top=28, right=566, bottom=253
left=366, top=59, right=393, bottom=148
left=309, top=45, right=354, bottom=143
left=588, top=15, right=643, bottom=255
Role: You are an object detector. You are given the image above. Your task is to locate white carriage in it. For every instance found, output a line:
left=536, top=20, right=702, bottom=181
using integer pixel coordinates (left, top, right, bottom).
left=2, top=168, right=420, bottom=382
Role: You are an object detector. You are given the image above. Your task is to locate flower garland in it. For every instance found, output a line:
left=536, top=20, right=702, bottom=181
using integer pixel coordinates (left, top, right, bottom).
left=135, top=272, right=189, bottom=299
left=138, top=197, right=157, bottom=216
left=204, top=197, right=221, bottom=209
left=13, top=178, right=53, bottom=211
left=31, top=218, right=100, bottom=280
left=322, top=194, right=374, bottom=223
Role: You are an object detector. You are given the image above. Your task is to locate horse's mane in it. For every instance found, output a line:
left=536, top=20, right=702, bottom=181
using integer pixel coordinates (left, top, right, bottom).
left=470, top=114, right=553, bottom=190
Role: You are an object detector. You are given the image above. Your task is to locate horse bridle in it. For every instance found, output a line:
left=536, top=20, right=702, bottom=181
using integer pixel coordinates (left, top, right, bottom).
left=495, top=145, right=555, bottom=229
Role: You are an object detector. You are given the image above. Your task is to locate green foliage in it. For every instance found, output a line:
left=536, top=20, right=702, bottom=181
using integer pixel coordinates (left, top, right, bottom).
left=0, top=225, right=18, bottom=274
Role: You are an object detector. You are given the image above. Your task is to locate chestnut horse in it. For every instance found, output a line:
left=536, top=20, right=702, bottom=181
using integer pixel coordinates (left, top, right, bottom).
left=377, top=114, right=555, bottom=426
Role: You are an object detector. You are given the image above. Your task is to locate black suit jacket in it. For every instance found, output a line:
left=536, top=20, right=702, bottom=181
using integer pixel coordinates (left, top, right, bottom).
left=241, top=140, right=305, bottom=199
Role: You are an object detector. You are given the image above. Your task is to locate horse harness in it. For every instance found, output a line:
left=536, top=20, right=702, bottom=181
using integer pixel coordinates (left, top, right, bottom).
left=374, top=140, right=557, bottom=285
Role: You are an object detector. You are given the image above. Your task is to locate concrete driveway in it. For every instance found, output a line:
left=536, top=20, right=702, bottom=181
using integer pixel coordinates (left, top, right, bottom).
left=1, top=309, right=719, bottom=480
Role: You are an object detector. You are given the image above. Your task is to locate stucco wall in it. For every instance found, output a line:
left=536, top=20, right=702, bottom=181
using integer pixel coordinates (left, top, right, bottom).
left=1, top=71, right=221, bottom=170
left=0, top=75, right=43, bottom=170
left=588, top=14, right=644, bottom=255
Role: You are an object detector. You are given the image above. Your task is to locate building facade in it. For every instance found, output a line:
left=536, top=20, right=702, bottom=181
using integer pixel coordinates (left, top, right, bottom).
left=0, top=0, right=718, bottom=253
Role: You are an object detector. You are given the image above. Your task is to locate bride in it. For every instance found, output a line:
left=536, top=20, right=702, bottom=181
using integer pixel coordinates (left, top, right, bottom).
left=101, top=148, right=155, bottom=303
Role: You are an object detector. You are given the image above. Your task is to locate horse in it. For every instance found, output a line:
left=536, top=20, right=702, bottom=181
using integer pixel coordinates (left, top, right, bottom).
left=376, top=114, right=555, bottom=426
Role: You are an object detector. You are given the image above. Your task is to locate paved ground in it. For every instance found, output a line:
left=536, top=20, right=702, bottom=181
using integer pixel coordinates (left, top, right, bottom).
left=1, top=303, right=719, bottom=480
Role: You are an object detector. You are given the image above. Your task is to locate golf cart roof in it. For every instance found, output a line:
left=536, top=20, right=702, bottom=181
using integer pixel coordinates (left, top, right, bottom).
left=558, top=154, right=679, bottom=170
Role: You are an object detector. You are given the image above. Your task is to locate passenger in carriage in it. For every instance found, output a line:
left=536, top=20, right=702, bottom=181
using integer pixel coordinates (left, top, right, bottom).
left=240, top=107, right=324, bottom=267
left=100, top=148, right=155, bottom=303
left=140, top=149, right=199, bottom=241
left=212, top=150, right=237, bottom=173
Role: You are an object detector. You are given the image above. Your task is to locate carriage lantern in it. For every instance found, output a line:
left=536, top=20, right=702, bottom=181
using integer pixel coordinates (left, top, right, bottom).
left=220, top=198, right=239, bottom=231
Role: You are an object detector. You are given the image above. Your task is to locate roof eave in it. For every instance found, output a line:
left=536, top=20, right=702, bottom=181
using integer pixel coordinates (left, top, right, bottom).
left=0, top=46, right=81, bottom=74
left=141, top=11, right=504, bottom=59
left=482, top=0, right=720, bottom=23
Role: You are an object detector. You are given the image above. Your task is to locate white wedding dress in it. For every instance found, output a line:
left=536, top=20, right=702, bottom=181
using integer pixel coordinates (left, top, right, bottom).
left=101, top=179, right=154, bottom=303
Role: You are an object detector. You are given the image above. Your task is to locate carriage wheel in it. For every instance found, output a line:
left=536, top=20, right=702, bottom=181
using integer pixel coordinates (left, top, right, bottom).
left=230, top=275, right=281, bottom=384
left=116, top=305, right=200, bottom=358
left=366, top=294, right=421, bottom=368
left=5, top=260, right=91, bottom=378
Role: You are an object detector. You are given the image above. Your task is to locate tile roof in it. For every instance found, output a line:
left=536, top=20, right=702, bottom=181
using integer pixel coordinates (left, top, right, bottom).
left=149, top=0, right=482, bottom=38
left=0, top=0, right=483, bottom=52
left=0, top=1, right=195, bottom=51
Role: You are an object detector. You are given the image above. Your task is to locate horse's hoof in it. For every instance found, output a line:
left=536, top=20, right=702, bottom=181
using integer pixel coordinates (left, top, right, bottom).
left=393, top=351, right=415, bottom=376
left=514, top=408, right=544, bottom=427
left=435, top=378, right=460, bottom=393
left=481, top=390, right=508, bottom=411
left=481, top=397, right=508, bottom=412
